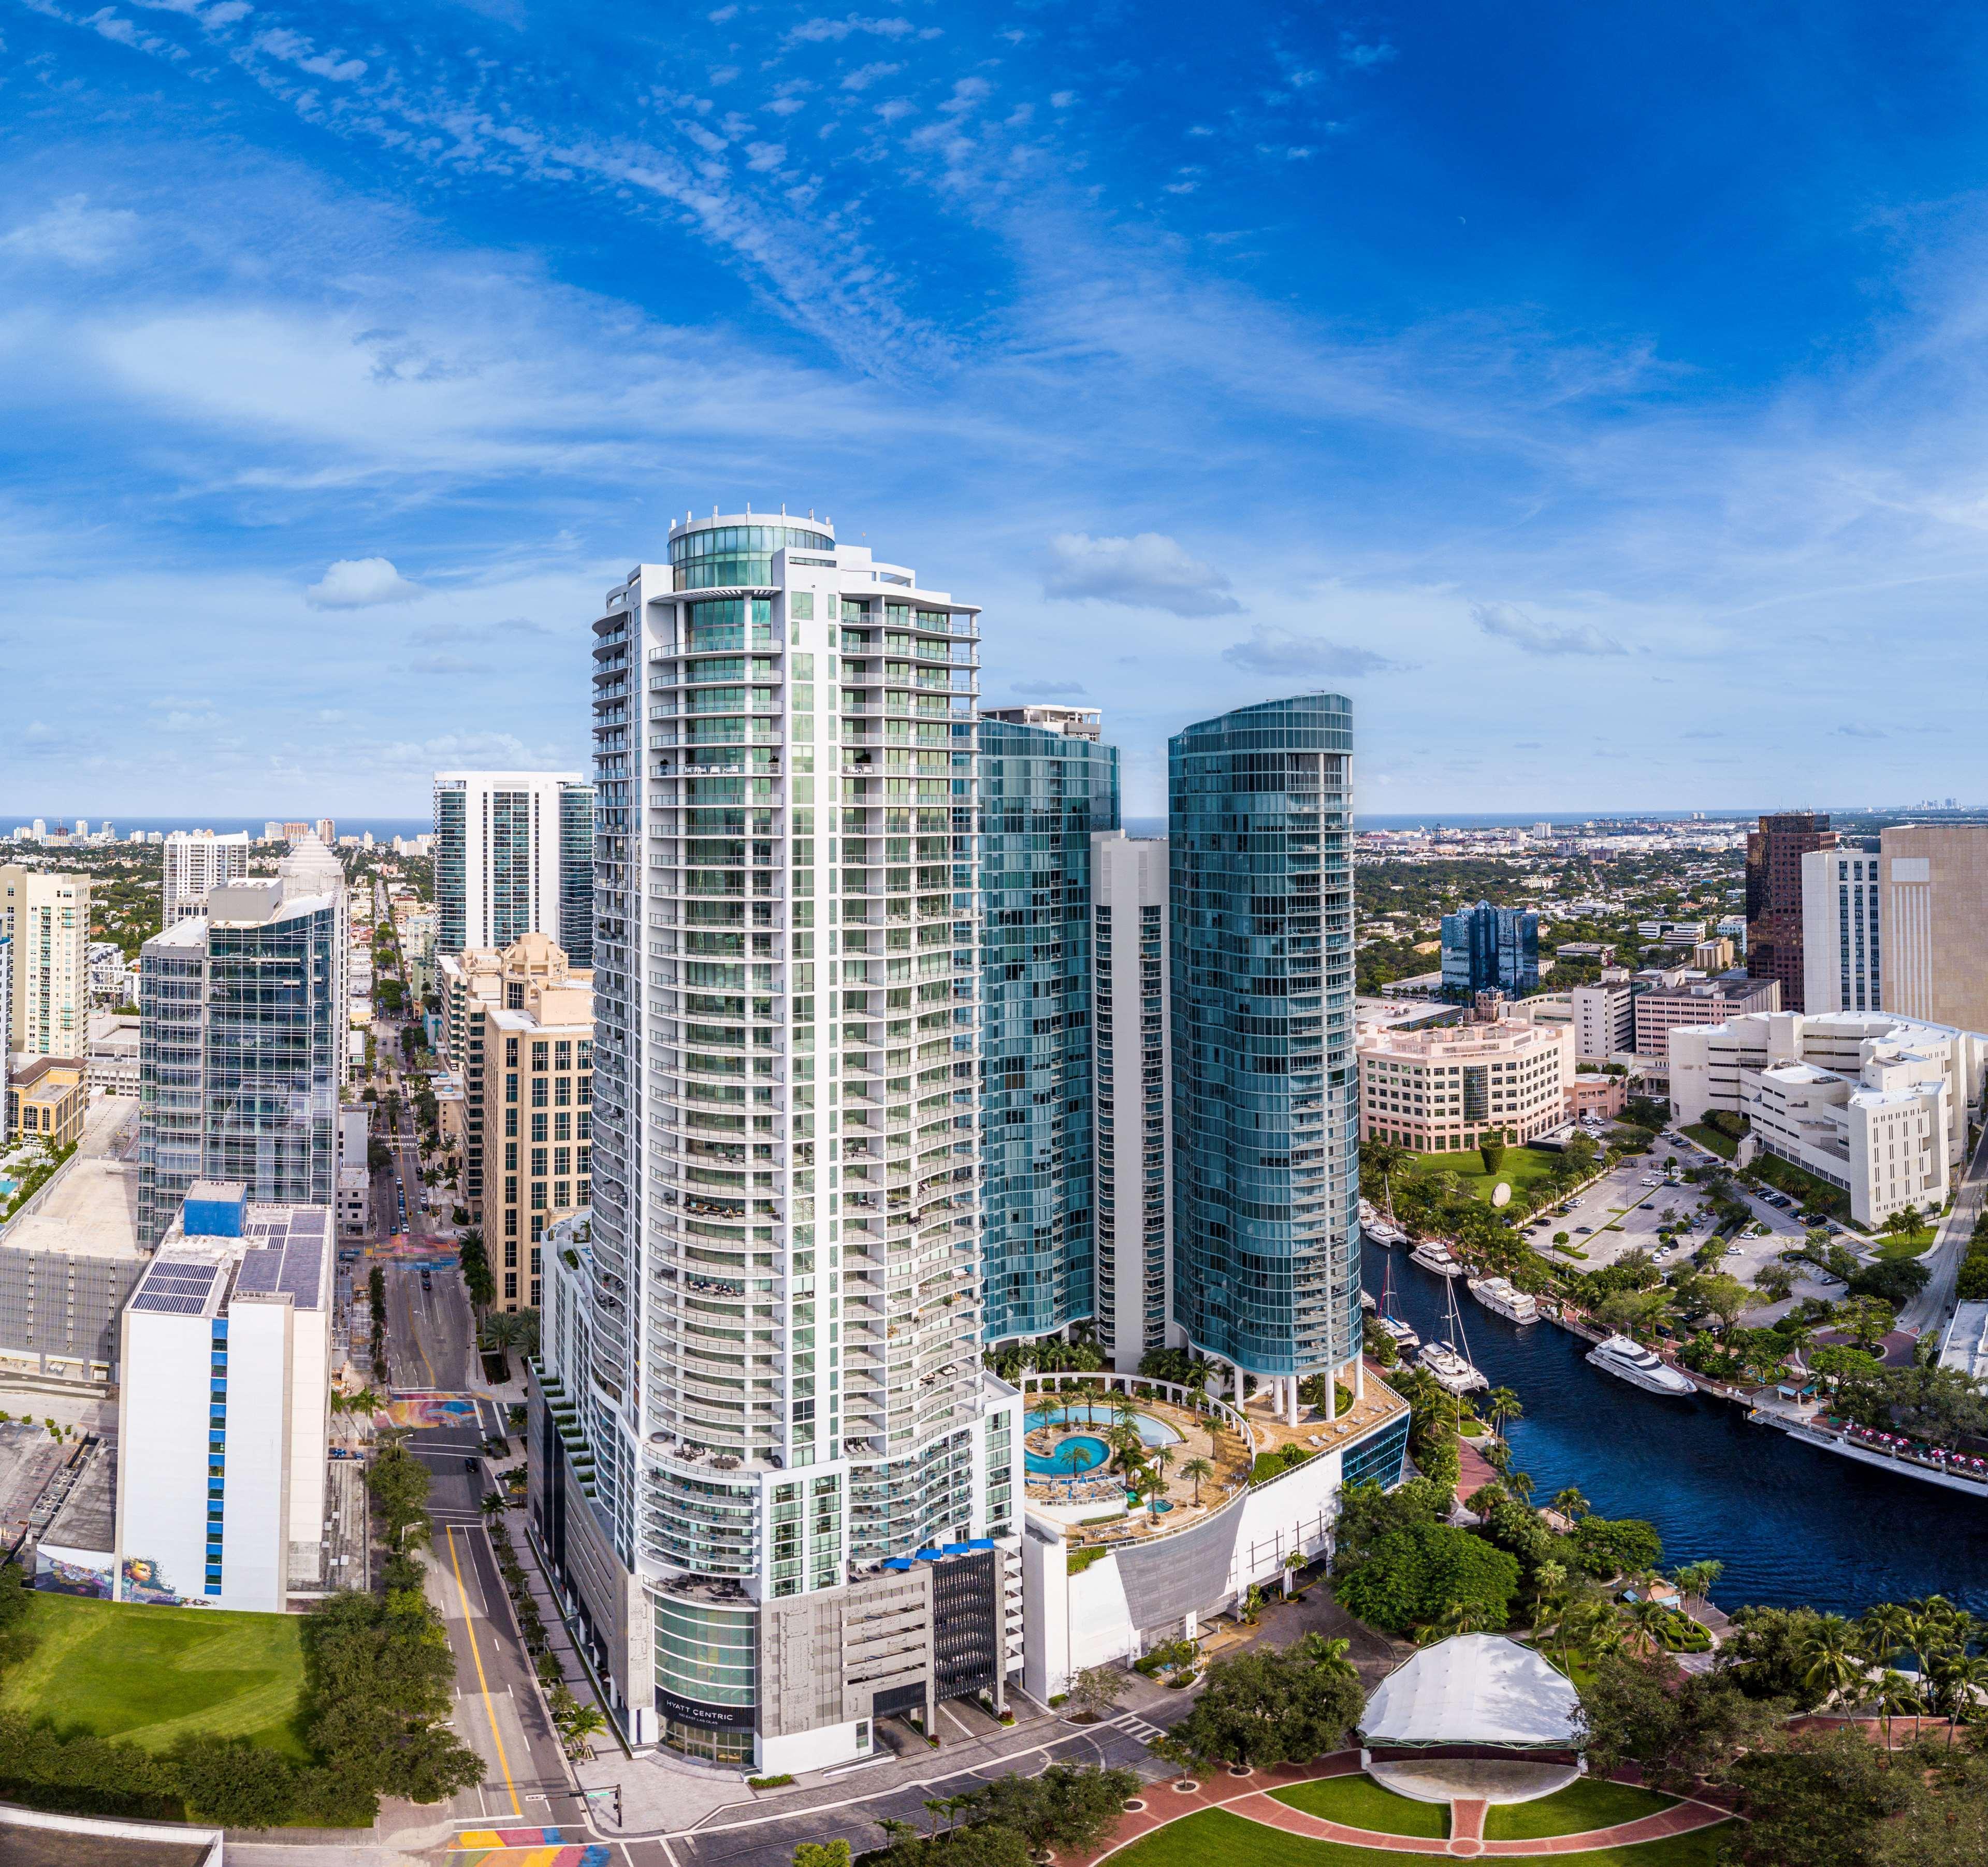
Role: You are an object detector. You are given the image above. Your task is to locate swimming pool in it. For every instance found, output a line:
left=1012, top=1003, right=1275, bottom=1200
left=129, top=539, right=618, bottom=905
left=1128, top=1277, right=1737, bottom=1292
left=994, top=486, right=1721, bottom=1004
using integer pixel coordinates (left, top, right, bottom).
left=1025, top=1434, right=1110, bottom=1476
left=1039, top=1403, right=1182, bottom=1448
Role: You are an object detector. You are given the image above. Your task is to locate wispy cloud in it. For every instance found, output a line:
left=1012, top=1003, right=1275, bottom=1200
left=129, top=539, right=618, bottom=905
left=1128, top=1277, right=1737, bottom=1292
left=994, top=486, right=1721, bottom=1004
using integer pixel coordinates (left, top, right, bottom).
left=1221, top=626, right=1405, bottom=678
left=1470, top=601, right=1627, bottom=657
left=1043, top=532, right=1241, bottom=617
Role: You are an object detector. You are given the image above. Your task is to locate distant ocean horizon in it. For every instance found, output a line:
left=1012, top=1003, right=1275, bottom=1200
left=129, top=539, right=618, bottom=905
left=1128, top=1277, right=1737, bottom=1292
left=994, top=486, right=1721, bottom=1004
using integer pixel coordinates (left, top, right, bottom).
left=1122, top=810, right=1761, bottom=837
left=2, top=815, right=432, bottom=841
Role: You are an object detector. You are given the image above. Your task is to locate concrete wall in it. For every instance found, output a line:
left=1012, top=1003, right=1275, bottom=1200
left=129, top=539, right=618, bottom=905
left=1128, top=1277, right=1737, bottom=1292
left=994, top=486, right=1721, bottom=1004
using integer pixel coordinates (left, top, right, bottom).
left=221, top=1296, right=293, bottom=1612
left=116, top=1305, right=215, bottom=1605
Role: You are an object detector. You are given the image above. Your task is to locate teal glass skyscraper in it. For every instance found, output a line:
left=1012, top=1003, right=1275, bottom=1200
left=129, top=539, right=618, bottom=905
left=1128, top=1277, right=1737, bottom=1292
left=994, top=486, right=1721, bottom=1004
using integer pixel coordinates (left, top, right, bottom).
left=977, top=709, right=1120, bottom=1342
left=1169, top=693, right=1359, bottom=1408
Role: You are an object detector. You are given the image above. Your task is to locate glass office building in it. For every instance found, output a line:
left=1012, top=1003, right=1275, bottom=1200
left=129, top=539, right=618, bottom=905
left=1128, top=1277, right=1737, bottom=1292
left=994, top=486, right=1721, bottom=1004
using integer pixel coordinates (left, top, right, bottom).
left=976, top=713, right=1119, bottom=1343
left=1439, top=900, right=1540, bottom=1001
left=1168, top=693, right=1359, bottom=1395
left=558, top=781, right=597, bottom=967
left=137, top=882, right=341, bottom=1247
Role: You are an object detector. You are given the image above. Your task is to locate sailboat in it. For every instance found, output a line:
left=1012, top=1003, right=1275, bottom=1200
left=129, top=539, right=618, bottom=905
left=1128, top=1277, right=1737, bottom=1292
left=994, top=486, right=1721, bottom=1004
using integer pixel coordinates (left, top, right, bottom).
left=1374, top=1254, right=1420, bottom=1356
left=1362, top=1174, right=1406, bottom=1248
left=1417, top=1273, right=1489, bottom=1395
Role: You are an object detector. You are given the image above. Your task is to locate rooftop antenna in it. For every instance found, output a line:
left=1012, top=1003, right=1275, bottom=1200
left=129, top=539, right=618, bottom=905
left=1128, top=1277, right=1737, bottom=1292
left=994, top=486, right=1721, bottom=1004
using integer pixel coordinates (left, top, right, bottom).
left=781, top=503, right=787, bottom=516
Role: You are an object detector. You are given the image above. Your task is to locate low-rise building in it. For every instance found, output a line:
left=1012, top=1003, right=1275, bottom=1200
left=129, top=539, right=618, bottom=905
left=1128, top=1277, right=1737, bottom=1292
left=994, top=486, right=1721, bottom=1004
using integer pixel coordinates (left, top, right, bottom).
left=336, top=1105, right=369, bottom=1237
left=1568, top=1073, right=1627, bottom=1121
left=1670, top=1008, right=1983, bottom=1227
left=6, top=1058, right=86, bottom=1150
left=115, top=1183, right=332, bottom=1613
left=1357, top=997, right=1575, bottom=1154
left=85, top=1012, right=139, bottom=1098
left=1632, top=971, right=1780, bottom=1058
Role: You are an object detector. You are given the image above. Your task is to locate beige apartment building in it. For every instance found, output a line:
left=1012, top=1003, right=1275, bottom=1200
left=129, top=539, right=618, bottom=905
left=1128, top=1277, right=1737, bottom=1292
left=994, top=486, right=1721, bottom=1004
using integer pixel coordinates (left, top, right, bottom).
left=0, top=867, right=91, bottom=1060
left=458, top=933, right=592, bottom=1311
left=1357, top=1000, right=1575, bottom=1153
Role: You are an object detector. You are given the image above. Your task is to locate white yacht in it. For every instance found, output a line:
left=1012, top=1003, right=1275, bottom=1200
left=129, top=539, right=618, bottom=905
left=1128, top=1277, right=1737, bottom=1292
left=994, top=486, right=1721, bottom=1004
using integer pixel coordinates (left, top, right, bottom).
left=1363, top=1217, right=1405, bottom=1248
left=1410, top=1239, right=1462, bottom=1277
left=1586, top=1333, right=1695, bottom=1397
left=1376, top=1314, right=1421, bottom=1356
left=1468, top=1276, right=1540, bottom=1325
left=1417, top=1338, right=1489, bottom=1395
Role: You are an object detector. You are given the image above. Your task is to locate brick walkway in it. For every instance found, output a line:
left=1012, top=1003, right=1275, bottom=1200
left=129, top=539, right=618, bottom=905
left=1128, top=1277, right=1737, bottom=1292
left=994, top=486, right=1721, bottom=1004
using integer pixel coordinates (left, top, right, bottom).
left=1070, top=1754, right=1736, bottom=1864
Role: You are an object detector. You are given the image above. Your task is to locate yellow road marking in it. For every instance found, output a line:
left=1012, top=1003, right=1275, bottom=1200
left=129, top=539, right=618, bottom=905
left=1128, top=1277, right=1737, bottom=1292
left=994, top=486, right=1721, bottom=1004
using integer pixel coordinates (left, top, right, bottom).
left=447, top=1524, right=521, bottom=1818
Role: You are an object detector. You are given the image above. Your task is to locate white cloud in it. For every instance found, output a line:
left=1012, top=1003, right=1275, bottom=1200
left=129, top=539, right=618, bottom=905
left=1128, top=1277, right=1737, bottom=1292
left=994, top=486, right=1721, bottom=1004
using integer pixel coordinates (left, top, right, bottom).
left=1043, top=532, right=1241, bottom=617
left=1470, top=600, right=1626, bottom=657
left=745, top=142, right=787, bottom=171
left=306, top=558, right=424, bottom=609
left=1221, top=626, right=1404, bottom=678
left=786, top=15, right=916, bottom=45
left=839, top=61, right=901, bottom=91
left=0, top=195, right=141, bottom=268
left=251, top=28, right=365, bottom=82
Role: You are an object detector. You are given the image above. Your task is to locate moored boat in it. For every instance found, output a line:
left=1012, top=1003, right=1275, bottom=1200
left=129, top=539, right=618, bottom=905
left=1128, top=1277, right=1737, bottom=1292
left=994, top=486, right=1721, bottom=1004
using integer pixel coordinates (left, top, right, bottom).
left=1586, top=1333, right=1695, bottom=1396
left=1410, top=1239, right=1462, bottom=1277
left=1468, top=1275, right=1540, bottom=1324
left=1417, top=1337, right=1490, bottom=1395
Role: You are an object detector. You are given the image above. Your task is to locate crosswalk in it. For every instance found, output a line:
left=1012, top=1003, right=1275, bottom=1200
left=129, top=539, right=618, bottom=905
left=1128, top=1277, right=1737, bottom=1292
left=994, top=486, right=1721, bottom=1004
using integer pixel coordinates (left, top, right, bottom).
left=1110, top=1709, right=1168, bottom=1745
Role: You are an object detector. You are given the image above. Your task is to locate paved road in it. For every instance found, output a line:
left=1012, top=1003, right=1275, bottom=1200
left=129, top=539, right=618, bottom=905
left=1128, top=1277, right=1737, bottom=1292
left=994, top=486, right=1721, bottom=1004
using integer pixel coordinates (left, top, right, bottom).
left=411, top=1425, right=578, bottom=1830
left=1902, top=1119, right=1988, bottom=1337
left=651, top=1712, right=1165, bottom=1867
left=384, top=1262, right=475, bottom=1392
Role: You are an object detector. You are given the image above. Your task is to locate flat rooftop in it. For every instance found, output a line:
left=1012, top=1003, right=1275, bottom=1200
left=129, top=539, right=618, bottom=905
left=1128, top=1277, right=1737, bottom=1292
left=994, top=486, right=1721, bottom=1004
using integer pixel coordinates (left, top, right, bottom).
left=40, top=1442, right=114, bottom=1556
left=0, top=1098, right=142, bottom=1261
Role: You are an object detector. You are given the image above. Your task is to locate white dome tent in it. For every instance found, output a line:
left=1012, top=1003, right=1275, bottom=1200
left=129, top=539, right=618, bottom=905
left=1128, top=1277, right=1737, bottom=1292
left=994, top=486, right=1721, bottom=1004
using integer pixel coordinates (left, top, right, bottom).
left=1358, top=1634, right=1586, bottom=1806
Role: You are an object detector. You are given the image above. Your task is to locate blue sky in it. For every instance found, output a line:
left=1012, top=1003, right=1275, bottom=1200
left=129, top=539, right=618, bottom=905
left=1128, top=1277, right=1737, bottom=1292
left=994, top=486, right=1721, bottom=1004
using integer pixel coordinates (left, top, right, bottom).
left=8, top=2, right=1988, bottom=815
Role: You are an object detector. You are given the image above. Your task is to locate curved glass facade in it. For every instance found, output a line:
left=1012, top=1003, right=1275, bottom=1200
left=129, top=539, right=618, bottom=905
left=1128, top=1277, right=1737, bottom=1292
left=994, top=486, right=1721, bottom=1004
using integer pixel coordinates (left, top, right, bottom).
left=671, top=524, right=835, bottom=591
left=978, top=720, right=1119, bottom=1342
left=1168, top=693, right=1358, bottom=1378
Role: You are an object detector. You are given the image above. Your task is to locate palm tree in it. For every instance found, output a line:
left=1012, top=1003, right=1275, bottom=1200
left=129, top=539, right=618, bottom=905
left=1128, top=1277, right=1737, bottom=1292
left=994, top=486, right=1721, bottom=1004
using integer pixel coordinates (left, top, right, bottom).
left=1859, top=1601, right=1918, bottom=1671
left=1504, top=1466, right=1536, bottom=1506
left=1112, top=1398, right=1141, bottom=1435
left=1870, top=1669, right=1923, bottom=1760
left=1180, top=1455, right=1215, bottom=1505
left=1927, top=1649, right=1988, bottom=1749
left=1800, top=1614, right=1866, bottom=1710
left=1150, top=1443, right=1176, bottom=1490
left=1026, top=1392, right=1061, bottom=1435
left=481, top=1489, right=507, bottom=1521
left=1486, top=1386, right=1523, bottom=1436
left=1621, top=1598, right=1674, bottom=1658
left=1551, top=1486, right=1590, bottom=1521
left=1671, top=1559, right=1723, bottom=1605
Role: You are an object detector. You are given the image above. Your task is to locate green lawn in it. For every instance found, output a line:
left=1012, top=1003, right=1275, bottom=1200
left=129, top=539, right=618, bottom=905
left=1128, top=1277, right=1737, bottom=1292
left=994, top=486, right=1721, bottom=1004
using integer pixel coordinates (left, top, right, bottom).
left=1108, top=1808, right=1731, bottom=1867
left=1873, top=1229, right=1937, bottom=1258
left=1272, top=1775, right=1448, bottom=1837
left=1682, top=1124, right=1736, bottom=1161
left=1407, top=1147, right=1561, bottom=1204
left=1483, top=1779, right=1677, bottom=1840
left=0, top=1593, right=308, bottom=1757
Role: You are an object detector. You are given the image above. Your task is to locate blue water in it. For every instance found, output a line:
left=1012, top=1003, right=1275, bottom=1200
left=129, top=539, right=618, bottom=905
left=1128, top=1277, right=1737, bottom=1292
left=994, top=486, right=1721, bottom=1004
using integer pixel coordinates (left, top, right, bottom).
left=1372, top=1251, right=1988, bottom=1619
left=1042, top=1403, right=1182, bottom=1447
left=1026, top=1434, right=1109, bottom=1476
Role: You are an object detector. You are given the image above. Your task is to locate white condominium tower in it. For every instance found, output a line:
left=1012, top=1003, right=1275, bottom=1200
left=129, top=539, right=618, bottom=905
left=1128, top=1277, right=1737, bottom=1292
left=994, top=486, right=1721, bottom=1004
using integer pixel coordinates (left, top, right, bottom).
left=0, top=866, right=91, bottom=1059
left=534, top=512, right=1020, bottom=1772
left=163, top=830, right=251, bottom=925
left=433, top=771, right=596, bottom=964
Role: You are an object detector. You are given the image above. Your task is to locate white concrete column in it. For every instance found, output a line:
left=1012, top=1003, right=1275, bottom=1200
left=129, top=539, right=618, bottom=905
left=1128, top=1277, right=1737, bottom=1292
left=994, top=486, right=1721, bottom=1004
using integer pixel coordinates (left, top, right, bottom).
left=1286, top=1379, right=1299, bottom=1428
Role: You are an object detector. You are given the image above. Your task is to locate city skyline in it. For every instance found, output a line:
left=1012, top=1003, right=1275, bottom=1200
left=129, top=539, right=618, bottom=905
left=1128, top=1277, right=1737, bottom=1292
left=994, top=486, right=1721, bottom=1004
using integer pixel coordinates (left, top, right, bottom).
left=12, top=8, right=1988, bottom=811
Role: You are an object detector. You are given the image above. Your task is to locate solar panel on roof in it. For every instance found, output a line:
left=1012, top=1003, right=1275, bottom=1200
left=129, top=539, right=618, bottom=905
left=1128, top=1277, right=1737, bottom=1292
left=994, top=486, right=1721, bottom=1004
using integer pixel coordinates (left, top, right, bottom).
left=234, top=1251, right=285, bottom=1295
left=130, top=1291, right=212, bottom=1315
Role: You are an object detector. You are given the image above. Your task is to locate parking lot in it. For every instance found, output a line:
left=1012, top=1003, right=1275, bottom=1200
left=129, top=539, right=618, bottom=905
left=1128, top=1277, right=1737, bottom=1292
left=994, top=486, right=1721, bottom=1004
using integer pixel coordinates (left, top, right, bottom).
left=1521, top=1133, right=1852, bottom=1319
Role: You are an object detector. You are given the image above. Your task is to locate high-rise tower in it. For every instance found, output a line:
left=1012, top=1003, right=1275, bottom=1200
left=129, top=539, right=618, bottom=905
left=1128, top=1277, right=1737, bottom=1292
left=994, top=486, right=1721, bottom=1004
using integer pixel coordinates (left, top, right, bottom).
left=976, top=707, right=1118, bottom=1345
left=1746, top=811, right=1836, bottom=1013
left=535, top=513, right=1020, bottom=1772
left=433, top=772, right=594, bottom=959
left=1168, top=693, right=1359, bottom=1421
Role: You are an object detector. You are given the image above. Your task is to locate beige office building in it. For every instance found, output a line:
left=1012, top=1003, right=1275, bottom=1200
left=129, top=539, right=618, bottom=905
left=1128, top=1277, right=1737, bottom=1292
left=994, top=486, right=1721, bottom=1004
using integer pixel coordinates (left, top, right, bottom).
left=457, top=933, right=593, bottom=1311
left=1357, top=999, right=1575, bottom=1152
left=1877, top=824, right=1988, bottom=1035
left=0, top=867, right=91, bottom=1059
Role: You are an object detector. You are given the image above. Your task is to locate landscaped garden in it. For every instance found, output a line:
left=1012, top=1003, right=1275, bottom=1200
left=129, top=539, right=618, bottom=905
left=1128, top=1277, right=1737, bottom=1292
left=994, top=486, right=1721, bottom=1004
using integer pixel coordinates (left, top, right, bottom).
left=1104, top=1807, right=1731, bottom=1867
left=1482, top=1778, right=1676, bottom=1840
left=1271, top=1774, right=1447, bottom=1838
left=1406, top=1145, right=1561, bottom=1204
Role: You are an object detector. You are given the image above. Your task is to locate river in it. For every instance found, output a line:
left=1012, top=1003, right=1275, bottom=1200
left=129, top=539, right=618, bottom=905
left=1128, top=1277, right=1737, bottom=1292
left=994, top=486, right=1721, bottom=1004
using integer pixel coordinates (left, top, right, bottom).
left=1370, top=1250, right=1988, bottom=1620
